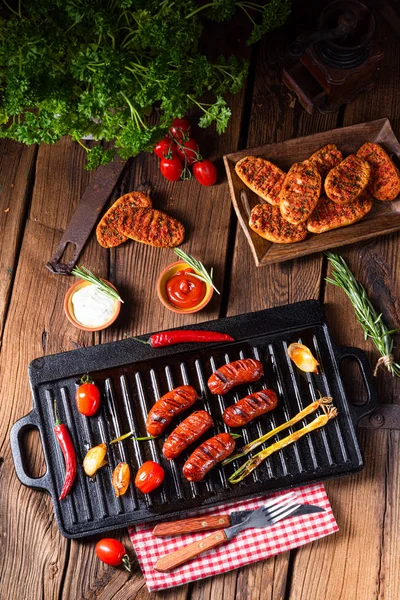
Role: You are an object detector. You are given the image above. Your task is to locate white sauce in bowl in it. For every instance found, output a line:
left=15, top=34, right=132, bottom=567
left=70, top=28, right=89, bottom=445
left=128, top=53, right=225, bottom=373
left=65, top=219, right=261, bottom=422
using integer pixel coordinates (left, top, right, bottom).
left=71, top=284, right=117, bottom=328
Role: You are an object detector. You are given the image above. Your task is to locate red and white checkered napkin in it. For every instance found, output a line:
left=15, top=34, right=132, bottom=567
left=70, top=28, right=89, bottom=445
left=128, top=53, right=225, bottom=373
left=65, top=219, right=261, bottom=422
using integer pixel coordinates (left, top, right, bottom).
left=128, top=483, right=338, bottom=592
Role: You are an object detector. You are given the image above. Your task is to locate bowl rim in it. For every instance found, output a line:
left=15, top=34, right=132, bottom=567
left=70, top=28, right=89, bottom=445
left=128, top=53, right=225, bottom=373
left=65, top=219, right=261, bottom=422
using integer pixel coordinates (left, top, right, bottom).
left=64, top=278, right=121, bottom=332
left=156, top=260, right=214, bottom=314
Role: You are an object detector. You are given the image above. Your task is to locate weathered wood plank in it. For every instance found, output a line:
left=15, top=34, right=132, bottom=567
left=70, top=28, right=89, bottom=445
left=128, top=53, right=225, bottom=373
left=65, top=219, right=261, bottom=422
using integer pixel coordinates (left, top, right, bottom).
left=0, top=141, right=36, bottom=338
left=289, top=15, right=400, bottom=600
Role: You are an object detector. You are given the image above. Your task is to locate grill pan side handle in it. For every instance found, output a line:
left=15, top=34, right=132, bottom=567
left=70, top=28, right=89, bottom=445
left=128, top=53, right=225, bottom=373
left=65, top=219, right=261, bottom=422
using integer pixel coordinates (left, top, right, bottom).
left=10, top=411, right=52, bottom=493
left=334, top=345, right=379, bottom=426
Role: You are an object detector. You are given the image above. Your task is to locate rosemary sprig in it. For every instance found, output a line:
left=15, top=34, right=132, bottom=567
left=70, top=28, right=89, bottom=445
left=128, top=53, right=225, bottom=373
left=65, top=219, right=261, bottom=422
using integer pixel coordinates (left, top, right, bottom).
left=325, top=252, right=400, bottom=377
left=72, top=266, right=123, bottom=303
left=174, top=248, right=220, bottom=295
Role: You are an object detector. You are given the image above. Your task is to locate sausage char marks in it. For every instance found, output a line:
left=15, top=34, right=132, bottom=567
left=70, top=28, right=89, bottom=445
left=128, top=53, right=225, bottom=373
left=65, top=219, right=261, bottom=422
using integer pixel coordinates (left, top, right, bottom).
left=96, top=192, right=152, bottom=248
left=235, top=156, right=285, bottom=205
left=279, top=160, right=321, bottom=225
left=357, top=142, right=400, bottom=201
left=307, top=191, right=373, bottom=234
left=182, top=433, right=236, bottom=482
left=162, top=411, right=214, bottom=460
left=249, top=203, right=307, bottom=244
left=117, top=207, right=185, bottom=248
left=308, top=144, right=343, bottom=180
left=208, top=358, right=263, bottom=395
left=146, top=386, right=198, bottom=437
left=324, top=154, right=370, bottom=204
left=223, top=389, right=278, bottom=427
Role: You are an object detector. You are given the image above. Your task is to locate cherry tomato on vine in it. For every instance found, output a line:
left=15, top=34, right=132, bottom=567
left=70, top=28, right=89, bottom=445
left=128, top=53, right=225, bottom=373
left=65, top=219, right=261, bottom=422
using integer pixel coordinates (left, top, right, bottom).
left=134, top=461, right=165, bottom=493
left=169, top=117, right=191, bottom=142
left=95, top=538, right=131, bottom=572
left=76, top=375, right=101, bottom=416
left=176, top=138, right=199, bottom=165
left=154, top=136, right=177, bottom=159
left=160, top=155, right=183, bottom=181
left=193, top=160, right=217, bottom=186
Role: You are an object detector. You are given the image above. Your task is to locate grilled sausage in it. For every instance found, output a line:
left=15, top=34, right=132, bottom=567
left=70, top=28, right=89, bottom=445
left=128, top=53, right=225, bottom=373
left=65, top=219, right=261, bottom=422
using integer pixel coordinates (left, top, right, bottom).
left=162, top=411, right=214, bottom=460
left=208, top=358, right=263, bottom=395
left=146, top=386, right=198, bottom=436
left=324, top=154, right=370, bottom=204
left=183, top=433, right=236, bottom=482
left=249, top=203, right=307, bottom=244
left=222, top=389, right=278, bottom=427
left=357, top=142, right=400, bottom=201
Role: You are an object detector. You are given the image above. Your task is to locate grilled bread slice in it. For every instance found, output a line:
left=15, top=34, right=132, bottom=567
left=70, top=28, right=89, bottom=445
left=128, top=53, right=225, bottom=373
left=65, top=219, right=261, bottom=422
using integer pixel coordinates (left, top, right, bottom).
left=117, top=208, right=185, bottom=248
left=249, top=203, right=307, bottom=244
left=308, top=144, right=343, bottom=179
left=235, top=156, right=285, bottom=205
left=279, top=160, right=321, bottom=224
left=307, top=191, right=373, bottom=234
left=96, top=192, right=152, bottom=248
left=357, top=142, right=400, bottom=201
left=324, top=154, right=370, bottom=204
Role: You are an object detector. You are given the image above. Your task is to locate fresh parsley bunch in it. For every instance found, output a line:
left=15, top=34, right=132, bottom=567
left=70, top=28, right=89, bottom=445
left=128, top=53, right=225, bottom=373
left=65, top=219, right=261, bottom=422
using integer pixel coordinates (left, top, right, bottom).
left=0, top=0, right=290, bottom=169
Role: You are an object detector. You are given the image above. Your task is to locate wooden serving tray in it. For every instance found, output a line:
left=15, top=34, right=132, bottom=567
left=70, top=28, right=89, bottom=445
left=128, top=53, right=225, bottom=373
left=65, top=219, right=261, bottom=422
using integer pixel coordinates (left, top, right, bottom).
left=223, top=118, right=400, bottom=266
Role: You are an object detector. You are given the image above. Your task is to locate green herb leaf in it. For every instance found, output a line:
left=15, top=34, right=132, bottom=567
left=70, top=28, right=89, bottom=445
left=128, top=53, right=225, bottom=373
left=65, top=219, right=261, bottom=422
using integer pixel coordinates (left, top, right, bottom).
left=174, top=248, right=220, bottom=294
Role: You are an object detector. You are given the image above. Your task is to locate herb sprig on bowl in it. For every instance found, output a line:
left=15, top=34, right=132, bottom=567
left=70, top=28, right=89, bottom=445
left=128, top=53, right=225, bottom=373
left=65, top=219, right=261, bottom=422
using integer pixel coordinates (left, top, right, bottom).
left=174, top=248, right=220, bottom=294
left=72, top=266, right=123, bottom=303
left=0, top=0, right=290, bottom=169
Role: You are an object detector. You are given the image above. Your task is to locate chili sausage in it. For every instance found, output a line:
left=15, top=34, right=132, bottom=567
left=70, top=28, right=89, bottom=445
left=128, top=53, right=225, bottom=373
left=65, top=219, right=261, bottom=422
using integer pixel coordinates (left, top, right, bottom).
left=222, top=389, right=278, bottom=427
left=146, top=386, right=198, bottom=436
left=183, top=433, right=236, bottom=482
left=207, top=359, right=263, bottom=395
left=162, top=410, right=214, bottom=460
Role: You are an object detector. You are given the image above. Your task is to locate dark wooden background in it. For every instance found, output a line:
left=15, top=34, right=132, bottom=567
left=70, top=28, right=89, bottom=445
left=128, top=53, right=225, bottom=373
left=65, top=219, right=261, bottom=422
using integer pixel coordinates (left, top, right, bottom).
left=0, top=1, right=399, bottom=599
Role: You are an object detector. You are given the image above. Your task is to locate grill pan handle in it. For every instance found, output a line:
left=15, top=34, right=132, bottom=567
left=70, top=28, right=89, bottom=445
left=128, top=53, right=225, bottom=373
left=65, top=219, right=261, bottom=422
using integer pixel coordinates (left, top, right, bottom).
left=334, top=345, right=379, bottom=426
left=10, top=410, right=52, bottom=493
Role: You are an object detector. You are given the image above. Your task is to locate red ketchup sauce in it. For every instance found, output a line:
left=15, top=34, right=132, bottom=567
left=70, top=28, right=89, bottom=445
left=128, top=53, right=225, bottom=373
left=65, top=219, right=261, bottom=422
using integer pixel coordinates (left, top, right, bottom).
left=166, top=268, right=206, bottom=309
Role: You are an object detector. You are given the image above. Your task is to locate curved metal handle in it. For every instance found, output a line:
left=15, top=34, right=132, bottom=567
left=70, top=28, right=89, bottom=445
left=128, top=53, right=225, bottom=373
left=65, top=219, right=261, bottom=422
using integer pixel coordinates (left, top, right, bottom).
left=10, top=411, right=52, bottom=492
left=334, top=345, right=379, bottom=426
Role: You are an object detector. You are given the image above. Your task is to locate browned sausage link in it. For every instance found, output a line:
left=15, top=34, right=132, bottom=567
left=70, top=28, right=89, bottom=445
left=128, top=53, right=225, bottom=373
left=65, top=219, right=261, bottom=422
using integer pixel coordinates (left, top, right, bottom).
left=182, top=433, right=236, bottom=482
left=162, top=411, right=214, bottom=460
left=223, top=389, right=278, bottom=427
left=146, top=386, right=198, bottom=436
left=207, top=359, right=263, bottom=395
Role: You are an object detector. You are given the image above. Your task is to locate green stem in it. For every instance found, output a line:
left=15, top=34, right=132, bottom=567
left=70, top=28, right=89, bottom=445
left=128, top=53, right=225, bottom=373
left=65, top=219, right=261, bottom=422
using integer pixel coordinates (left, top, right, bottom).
left=2, top=0, right=20, bottom=17
left=185, top=2, right=215, bottom=19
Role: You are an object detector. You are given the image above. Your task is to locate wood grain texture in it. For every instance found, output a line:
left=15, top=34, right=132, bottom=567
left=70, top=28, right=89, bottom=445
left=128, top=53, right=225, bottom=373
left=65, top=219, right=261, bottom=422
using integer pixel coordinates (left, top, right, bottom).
left=288, top=13, right=400, bottom=599
left=0, top=141, right=36, bottom=338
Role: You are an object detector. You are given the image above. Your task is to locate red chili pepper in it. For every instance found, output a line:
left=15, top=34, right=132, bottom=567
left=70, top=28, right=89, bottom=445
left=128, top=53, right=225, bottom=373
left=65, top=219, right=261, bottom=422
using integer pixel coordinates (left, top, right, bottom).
left=54, top=402, right=77, bottom=500
left=134, top=330, right=234, bottom=348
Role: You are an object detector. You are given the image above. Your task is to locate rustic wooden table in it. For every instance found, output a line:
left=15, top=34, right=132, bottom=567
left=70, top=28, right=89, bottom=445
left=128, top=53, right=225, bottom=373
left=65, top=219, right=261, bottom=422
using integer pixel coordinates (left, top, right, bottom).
left=1, top=4, right=400, bottom=599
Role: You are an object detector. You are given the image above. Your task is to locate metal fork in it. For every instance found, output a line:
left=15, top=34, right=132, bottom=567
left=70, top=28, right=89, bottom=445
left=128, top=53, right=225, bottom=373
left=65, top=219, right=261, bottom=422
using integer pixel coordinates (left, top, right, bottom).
left=155, top=491, right=301, bottom=572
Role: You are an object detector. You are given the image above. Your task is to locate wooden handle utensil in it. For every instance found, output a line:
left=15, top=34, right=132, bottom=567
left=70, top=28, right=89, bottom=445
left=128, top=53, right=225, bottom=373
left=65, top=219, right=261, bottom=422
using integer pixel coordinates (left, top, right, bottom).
left=152, top=514, right=231, bottom=537
left=154, top=529, right=228, bottom=572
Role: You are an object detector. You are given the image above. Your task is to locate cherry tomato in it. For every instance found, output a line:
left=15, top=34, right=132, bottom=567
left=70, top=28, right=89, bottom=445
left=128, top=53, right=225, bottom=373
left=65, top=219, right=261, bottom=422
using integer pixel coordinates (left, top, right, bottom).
left=169, top=117, right=191, bottom=142
left=154, top=136, right=177, bottom=159
left=76, top=376, right=101, bottom=416
left=96, top=538, right=131, bottom=572
left=160, top=155, right=183, bottom=181
left=193, top=159, right=217, bottom=186
left=134, top=461, right=164, bottom=493
left=176, top=138, right=199, bottom=165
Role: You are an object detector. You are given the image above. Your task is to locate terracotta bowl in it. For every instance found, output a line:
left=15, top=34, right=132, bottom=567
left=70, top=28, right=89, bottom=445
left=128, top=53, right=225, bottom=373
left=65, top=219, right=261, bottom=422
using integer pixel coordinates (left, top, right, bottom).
left=64, top=279, right=121, bottom=332
left=157, top=261, right=214, bottom=314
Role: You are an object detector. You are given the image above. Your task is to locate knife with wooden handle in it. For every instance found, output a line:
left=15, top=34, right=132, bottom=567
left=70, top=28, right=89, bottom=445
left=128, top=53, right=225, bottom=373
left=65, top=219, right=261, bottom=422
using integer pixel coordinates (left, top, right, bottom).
left=152, top=503, right=325, bottom=537
left=154, top=500, right=303, bottom=572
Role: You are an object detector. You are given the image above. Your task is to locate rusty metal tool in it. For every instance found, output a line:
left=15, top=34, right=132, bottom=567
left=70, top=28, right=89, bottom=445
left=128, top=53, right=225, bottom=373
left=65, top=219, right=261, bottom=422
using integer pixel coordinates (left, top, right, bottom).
left=46, top=155, right=127, bottom=275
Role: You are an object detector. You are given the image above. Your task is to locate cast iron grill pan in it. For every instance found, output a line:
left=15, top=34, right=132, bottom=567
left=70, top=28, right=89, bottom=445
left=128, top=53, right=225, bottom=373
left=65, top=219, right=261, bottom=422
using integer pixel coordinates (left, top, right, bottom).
left=11, top=301, right=377, bottom=538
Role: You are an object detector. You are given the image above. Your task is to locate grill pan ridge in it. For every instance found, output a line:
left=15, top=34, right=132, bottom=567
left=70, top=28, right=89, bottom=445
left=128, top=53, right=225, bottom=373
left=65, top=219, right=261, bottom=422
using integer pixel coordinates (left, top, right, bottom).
left=10, top=300, right=378, bottom=538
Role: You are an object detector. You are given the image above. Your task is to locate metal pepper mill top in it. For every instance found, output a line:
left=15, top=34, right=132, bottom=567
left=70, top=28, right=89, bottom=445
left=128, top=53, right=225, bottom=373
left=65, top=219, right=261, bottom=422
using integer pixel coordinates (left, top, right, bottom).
left=282, top=0, right=384, bottom=114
